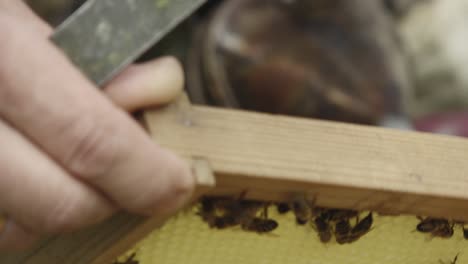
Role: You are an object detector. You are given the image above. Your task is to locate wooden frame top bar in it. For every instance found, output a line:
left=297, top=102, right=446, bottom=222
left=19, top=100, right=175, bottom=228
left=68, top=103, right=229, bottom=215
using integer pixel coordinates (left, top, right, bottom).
left=146, top=95, right=468, bottom=221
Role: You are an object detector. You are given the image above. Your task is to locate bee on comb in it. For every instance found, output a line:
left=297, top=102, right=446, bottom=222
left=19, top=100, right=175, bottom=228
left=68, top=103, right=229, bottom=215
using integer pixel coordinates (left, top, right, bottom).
left=276, top=202, right=291, bottom=214
left=197, top=194, right=277, bottom=233
left=416, top=217, right=454, bottom=239
left=313, top=215, right=332, bottom=243
left=291, top=194, right=316, bottom=225
left=347, top=212, right=373, bottom=243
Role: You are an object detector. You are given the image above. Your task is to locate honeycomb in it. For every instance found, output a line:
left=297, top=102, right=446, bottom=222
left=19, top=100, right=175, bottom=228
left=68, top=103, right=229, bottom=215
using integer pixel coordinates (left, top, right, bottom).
left=115, top=206, right=465, bottom=264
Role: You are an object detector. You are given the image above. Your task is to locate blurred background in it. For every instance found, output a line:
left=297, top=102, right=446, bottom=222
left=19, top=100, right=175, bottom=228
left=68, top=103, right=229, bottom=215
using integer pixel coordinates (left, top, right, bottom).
left=26, top=0, right=468, bottom=136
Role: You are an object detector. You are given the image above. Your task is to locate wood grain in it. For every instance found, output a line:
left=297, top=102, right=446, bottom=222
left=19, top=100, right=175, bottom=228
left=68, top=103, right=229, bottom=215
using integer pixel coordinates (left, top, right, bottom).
left=146, top=95, right=468, bottom=221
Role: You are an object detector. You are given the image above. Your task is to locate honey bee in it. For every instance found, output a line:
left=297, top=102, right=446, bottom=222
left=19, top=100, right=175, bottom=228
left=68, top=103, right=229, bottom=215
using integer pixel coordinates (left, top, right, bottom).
left=432, top=222, right=454, bottom=238
left=241, top=205, right=278, bottom=233
left=291, top=194, right=314, bottom=225
left=197, top=196, right=257, bottom=229
left=197, top=196, right=220, bottom=227
left=416, top=217, right=446, bottom=233
left=197, top=194, right=278, bottom=233
left=334, top=219, right=352, bottom=244
left=452, top=221, right=468, bottom=239
left=314, top=216, right=332, bottom=243
left=198, top=196, right=216, bottom=214
left=213, top=214, right=239, bottom=229
left=241, top=217, right=279, bottom=233
left=197, top=196, right=236, bottom=229
left=416, top=217, right=454, bottom=238
left=335, top=211, right=373, bottom=244
left=347, top=212, right=373, bottom=242
left=224, top=199, right=264, bottom=229
left=276, top=202, right=291, bottom=214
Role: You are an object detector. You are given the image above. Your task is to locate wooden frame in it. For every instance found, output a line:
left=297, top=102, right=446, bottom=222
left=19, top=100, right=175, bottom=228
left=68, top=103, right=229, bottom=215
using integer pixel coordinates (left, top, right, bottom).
left=2, top=94, right=468, bottom=263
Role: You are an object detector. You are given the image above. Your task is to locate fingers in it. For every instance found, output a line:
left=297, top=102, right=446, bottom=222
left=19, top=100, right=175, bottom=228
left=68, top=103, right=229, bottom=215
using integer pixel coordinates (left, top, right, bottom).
left=104, top=57, right=185, bottom=112
left=0, top=1, right=52, bottom=37
left=0, top=1, right=112, bottom=251
left=0, top=6, right=194, bottom=217
left=0, top=119, right=114, bottom=248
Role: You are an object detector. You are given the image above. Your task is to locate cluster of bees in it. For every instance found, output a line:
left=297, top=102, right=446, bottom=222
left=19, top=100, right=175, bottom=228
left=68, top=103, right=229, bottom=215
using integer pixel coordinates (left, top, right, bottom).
left=197, top=196, right=279, bottom=233
left=197, top=195, right=468, bottom=242
left=416, top=217, right=468, bottom=240
left=111, top=200, right=468, bottom=264
left=276, top=202, right=373, bottom=244
left=196, top=195, right=374, bottom=244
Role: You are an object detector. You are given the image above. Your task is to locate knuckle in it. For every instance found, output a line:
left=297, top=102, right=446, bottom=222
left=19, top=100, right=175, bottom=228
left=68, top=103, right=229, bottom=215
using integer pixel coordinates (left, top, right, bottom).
left=0, top=14, right=22, bottom=68
left=0, top=17, right=17, bottom=77
left=63, top=114, right=125, bottom=179
left=132, top=154, right=194, bottom=214
left=0, top=16, right=36, bottom=113
left=43, top=196, right=86, bottom=233
left=0, top=14, right=14, bottom=46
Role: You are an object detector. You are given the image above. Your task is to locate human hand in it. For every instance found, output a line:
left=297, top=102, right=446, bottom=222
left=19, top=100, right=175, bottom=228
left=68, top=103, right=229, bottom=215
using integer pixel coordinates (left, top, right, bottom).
left=0, top=1, right=194, bottom=251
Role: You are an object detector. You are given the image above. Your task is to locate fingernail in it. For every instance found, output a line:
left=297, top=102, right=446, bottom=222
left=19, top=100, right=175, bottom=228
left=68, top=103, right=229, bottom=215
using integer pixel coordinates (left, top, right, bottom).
left=145, top=56, right=185, bottom=104
left=104, top=56, right=184, bottom=112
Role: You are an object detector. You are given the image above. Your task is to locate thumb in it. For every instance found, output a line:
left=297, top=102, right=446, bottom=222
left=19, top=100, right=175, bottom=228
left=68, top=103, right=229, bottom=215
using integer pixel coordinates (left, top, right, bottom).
left=103, top=57, right=185, bottom=112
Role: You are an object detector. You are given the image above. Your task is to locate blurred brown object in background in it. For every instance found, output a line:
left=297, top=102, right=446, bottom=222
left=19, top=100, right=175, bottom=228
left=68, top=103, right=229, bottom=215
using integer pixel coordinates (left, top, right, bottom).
left=188, top=0, right=412, bottom=126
